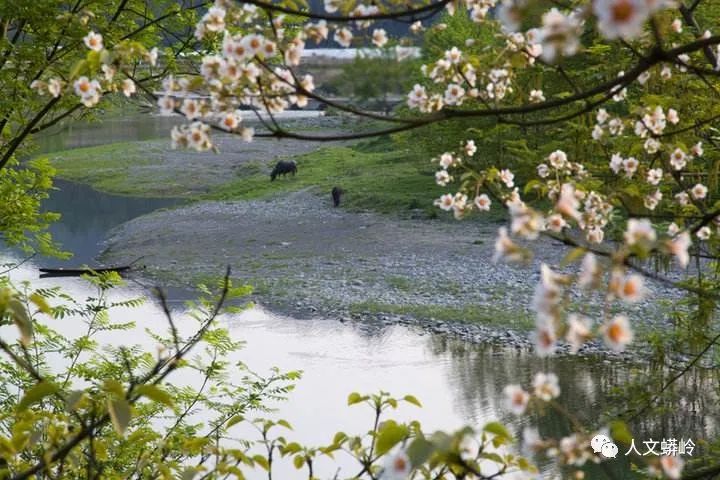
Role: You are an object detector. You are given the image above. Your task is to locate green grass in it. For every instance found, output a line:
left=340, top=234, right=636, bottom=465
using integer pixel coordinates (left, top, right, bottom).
left=387, top=275, right=413, bottom=291
left=207, top=139, right=447, bottom=215
left=349, top=301, right=534, bottom=331
left=208, top=137, right=507, bottom=219
left=47, top=140, right=167, bottom=196
left=47, top=134, right=508, bottom=219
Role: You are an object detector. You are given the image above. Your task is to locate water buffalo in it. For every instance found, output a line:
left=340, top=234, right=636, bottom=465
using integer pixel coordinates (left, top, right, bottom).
left=270, top=160, right=297, bottom=181
left=331, top=186, right=344, bottom=207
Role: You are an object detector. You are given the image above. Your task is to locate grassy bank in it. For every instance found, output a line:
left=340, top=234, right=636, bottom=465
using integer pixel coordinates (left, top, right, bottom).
left=46, top=140, right=172, bottom=196
left=47, top=133, right=506, bottom=218
left=206, top=138, right=448, bottom=215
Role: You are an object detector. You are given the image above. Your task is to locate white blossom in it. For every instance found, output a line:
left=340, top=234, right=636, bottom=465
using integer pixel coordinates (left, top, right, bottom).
left=529, top=89, right=545, bottom=102
left=578, top=253, right=598, bottom=288
left=644, top=138, right=661, bottom=153
left=120, top=79, right=135, bottom=97
left=435, top=193, right=455, bottom=211
left=697, top=226, right=712, bottom=240
left=474, top=194, right=491, bottom=211
left=503, top=385, right=530, bottom=414
left=533, top=372, right=560, bottom=401
left=644, top=189, right=662, bottom=210
left=566, top=314, right=591, bottom=353
left=493, top=227, right=525, bottom=262
left=594, top=0, right=649, bottom=39
left=83, top=31, right=103, bottom=51
left=624, top=218, right=656, bottom=245
left=622, top=156, right=639, bottom=178
left=500, top=169, right=515, bottom=188
left=691, top=142, right=704, bottom=157
left=47, top=78, right=62, bottom=98
left=691, top=183, right=708, bottom=200
left=675, top=191, right=690, bottom=206
left=602, top=315, right=634, bottom=351
left=334, top=28, right=353, bottom=47
left=537, top=163, right=550, bottom=178
left=381, top=450, right=411, bottom=480
left=647, top=168, right=663, bottom=185
left=435, top=170, right=451, bottom=186
left=548, top=150, right=567, bottom=169
left=372, top=29, right=388, bottom=47
left=667, top=231, right=691, bottom=267
left=538, top=8, right=582, bottom=62
left=671, top=18, right=683, bottom=33
left=660, top=456, right=684, bottom=480
left=464, top=140, right=477, bottom=156
left=670, top=147, right=687, bottom=170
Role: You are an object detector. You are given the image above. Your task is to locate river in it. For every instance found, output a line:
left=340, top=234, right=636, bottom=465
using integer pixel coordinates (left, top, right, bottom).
left=1, top=114, right=717, bottom=478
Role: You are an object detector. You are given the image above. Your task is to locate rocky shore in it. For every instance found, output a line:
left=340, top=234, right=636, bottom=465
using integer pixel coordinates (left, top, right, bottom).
left=101, top=189, right=679, bottom=361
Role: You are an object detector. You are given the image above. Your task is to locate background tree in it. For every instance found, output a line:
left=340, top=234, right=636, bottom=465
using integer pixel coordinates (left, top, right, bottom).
left=0, top=0, right=201, bottom=254
left=327, top=50, right=418, bottom=113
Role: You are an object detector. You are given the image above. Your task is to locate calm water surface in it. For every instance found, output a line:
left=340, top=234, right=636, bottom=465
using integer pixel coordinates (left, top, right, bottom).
left=2, top=117, right=717, bottom=478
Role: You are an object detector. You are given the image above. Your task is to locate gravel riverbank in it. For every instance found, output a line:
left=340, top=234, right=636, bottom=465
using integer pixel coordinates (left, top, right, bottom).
left=45, top=114, right=684, bottom=360
left=101, top=189, right=680, bottom=360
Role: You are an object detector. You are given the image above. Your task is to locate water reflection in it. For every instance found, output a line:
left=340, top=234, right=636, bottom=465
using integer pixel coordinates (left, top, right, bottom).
left=39, top=179, right=179, bottom=267
left=34, top=113, right=181, bottom=153
left=2, top=254, right=719, bottom=478
left=427, top=334, right=719, bottom=477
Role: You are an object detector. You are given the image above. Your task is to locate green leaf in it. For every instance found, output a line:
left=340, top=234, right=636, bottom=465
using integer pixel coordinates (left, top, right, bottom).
left=108, top=398, right=132, bottom=436
left=227, top=415, right=244, bottom=428
left=180, top=467, right=198, bottom=480
left=253, top=455, right=270, bottom=471
left=136, top=385, right=174, bottom=407
left=483, top=422, right=512, bottom=443
left=429, top=431, right=453, bottom=451
left=293, top=455, right=305, bottom=469
left=347, top=392, right=364, bottom=405
left=333, top=432, right=348, bottom=445
left=29, top=293, right=51, bottom=314
left=375, top=421, right=409, bottom=456
left=277, top=419, right=293, bottom=430
left=18, top=382, right=59, bottom=411
left=102, top=379, right=124, bottom=397
left=517, top=456, right=538, bottom=472
left=610, top=421, right=633, bottom=445
left=322, top=445, right=339, bottom=457
left=480, top=452, right=505, bottom=465
left=283, top=442, right=302, bottom=455
left=403, top=395, right=422, bottom=407
left=523, top=179, right=543, bottom=195
left=8, top=298, right=32, bottom=345
left=66, top=390, right=85, bottom=412
left=69, top=59, right=88, bottom=79
left=406, top=437, right=434, bottom=467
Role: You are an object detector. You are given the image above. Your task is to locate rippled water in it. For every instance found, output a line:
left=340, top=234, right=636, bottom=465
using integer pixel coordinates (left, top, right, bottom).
left=3, top=116, right=718, bottom=478
left=4, top=256, right=633, bottom=478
